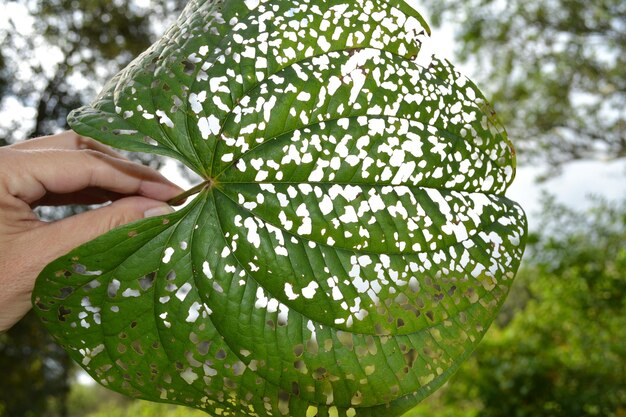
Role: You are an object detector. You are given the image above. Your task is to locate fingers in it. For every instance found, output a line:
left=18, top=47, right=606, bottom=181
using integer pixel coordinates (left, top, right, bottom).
left=2, top=148, right=183, bottom=205
left=9, top=131, right=126, bottom=160
left=27, top=196, right=175, bottom=264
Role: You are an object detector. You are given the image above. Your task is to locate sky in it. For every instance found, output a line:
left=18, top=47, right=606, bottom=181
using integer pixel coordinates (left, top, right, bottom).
left=412, top=10, right=626, bottom=226
left=421, top=3, right=626, bottom=225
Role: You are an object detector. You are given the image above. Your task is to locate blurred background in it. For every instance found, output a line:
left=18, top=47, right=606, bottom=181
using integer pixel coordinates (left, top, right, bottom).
left=0, top=0, right=624, bottom=416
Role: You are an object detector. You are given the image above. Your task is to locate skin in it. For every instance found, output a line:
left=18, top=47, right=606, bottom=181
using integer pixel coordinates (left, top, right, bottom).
left=0, top=131, right=184, bottom=333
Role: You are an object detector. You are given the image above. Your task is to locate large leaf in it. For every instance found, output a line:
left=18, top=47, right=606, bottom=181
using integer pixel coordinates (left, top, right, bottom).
left=33, top=1, right=527, bottom=416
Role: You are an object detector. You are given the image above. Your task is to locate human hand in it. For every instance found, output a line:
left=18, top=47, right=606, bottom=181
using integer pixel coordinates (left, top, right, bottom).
left=0, top=131, right=184, bottom=332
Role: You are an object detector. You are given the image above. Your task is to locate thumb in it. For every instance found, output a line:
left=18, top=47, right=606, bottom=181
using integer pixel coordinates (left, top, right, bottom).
left=32, top=196, right=174, bottom=261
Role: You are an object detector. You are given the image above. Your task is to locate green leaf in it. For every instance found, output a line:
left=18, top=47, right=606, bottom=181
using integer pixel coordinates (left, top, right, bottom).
left=33, top=1, right=527, bottom=416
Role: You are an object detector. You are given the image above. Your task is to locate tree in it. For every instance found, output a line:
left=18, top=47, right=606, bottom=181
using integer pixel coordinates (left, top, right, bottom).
left=67, top=382, right=207, bottom=417
left=0, top=312, right=73, bottom=417
left=0, top=2, right=185, bottom=416
left=0, top=49, right=7, bottom=98
left=0, top=0, right=184, bottom=143
left=403, top=2, right=626, bottom=415
left=405, top=197, right=626, bottom=417
left=423, top=0, right=626, bottom=169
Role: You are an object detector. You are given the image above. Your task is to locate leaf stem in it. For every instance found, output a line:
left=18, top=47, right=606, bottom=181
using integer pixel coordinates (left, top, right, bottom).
left=167, top=180, right=211, bottom=206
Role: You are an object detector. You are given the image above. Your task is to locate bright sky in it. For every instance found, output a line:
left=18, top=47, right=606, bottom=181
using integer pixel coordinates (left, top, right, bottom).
left=411, top=2, right=626, bottom=227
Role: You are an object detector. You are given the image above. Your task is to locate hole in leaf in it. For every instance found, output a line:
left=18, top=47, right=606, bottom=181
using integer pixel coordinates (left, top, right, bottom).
left=404, top=348, right=418, bottom=368
left=197, top=341, right=211, bottom=356
left=35, top=301, right=49, bottom=311
left=181, top=60, right=195, bottom=75
left=294, top=360, right=307, bottom=373
left=56, top=287, right=73, bottom=300
left=84, top=279, right=101, bottom=291
left=57, top=305, right=71, bottom=322
left=138, top=272, right=156, bottom=290
left=143, top=136, right=158, bottom=146
left=293, top=344, right=304, bottom=357
left=313, top=367, right=327, bottom=381
left=107, top=279, right=120, bottom=298
left=132, top=340, right=144, bottom=355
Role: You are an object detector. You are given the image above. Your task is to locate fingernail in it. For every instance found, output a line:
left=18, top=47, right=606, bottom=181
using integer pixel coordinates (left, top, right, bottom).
left=144, top=205, right=175, bottom=218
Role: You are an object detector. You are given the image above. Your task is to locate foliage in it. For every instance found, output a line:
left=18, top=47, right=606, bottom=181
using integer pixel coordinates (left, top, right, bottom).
left=32, top=0, right=526, bottom=416
left=403, top=197, right=626, bottom=417
left=424, top=0, right=626, bottom=169
left=0, top=50, right=7, bottom=98
left=83, top=401, right=207, bottom=417
left=0, top=0, right=184, bottom=141
left=0, top=312, right=72, bottom=417
left=67, top=382, right=206, bottom=417
left=74, top=380, right=299, bottom=417
left=67, top=382, right=128, bottom=417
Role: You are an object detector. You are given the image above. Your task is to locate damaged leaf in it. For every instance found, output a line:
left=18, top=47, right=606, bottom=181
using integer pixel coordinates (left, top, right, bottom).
left=33, top=1, right=526, bottom=416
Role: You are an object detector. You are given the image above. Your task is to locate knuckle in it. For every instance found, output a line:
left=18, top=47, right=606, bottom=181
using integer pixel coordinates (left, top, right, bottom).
left=81, top=148, right=107, bottom=160
left=0, top=148, right=25, bottom=193
left=73, top=133, right=95, bottom=150
left=106, top=207, right=139, bottom=231
left=106, top=213, right=127, bottom=231
left=80, top=149, right=111, bottom=185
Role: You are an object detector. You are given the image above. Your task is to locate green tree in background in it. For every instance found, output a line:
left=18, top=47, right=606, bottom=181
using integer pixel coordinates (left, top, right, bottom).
left=0, top=0, right=184, bottom=141
left=411, top=3, right=626, bottom=410
left=425, top=0, right=626, bottom=169
left=475, top=199, right=626, bottom=417
left=0, top=312, right=73, bottom=417
left=66, top=383, right=206, bottom=417
left=0, top=50, right=7, bottom=98
left=414, top=6, right=626, bottom=414
left=0, top=2, right=184, bottom=416
left=406, top=197, right=626, bottom=417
